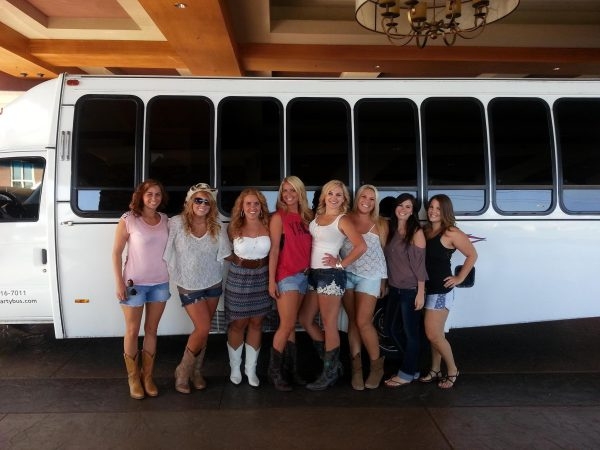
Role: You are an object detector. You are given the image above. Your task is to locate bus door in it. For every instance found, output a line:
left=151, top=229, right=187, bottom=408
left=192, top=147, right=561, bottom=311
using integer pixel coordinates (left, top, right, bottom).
left=0, top=152, right=55, bottom=324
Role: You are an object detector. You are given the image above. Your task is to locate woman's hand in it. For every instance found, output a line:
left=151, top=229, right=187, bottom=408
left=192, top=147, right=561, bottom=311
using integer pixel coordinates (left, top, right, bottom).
left=414, top=291, right=425, bottom=310
left=322, top=252, right=338, bottom=268
left=269, top=280, right=280, bottom=300
left=116, top=281, right=127, bottom=301
left=443, top=275, right=461, bottom=289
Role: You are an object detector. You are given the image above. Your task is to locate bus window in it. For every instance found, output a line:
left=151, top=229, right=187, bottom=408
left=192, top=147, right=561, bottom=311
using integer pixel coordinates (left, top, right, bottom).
left=489, top=98, right=554, bottom=214
left=355, top=99, right=419, bottom=196
left=554, top=98, right=600, bottom=214
left=147, top=96, right=213, bottom=215
left=218, top=97, right=282, bottom=215
left=73, top=96, right=143, bottom=216
left=287, top=98, right=351, bottom=188
left=422, top=98, right=487, bottom=214
left=0, top=157, right=45, bottom=222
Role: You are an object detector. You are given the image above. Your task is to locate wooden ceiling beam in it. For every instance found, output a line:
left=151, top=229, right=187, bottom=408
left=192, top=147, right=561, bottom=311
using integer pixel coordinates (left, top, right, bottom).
left=29, top=40, right=185, bottom=69
left=240, top=44, right=600, bottom=77
left=137, top=0, right=242, bottom=76
left=0, top=22, right=59, bottom=78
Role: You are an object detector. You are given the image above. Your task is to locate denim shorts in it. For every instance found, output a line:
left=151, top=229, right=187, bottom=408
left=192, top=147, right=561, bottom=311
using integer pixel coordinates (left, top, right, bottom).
left=425, top=290, right=455, bottom=311
left=120, top=282, right=170, bottom=307
left=308, top=268, right=347, bottom=296
left=178, top=285, right=223, bottom=307
left=277, top=272, right=308, bottom=295
left=345, top=272, right=382, bottom=297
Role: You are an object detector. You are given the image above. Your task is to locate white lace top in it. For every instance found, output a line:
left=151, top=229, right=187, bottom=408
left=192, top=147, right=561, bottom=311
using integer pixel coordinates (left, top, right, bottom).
left=309, top=214, right=346, bottom=269
left=341, top=227, right=387, bottom=280
left=163, top=215, right=231, bottom=290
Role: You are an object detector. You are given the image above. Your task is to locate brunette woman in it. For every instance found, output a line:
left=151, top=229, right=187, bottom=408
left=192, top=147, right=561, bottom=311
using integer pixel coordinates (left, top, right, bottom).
left=420, top=194, right=477, bottom=389
left=267, top=176, right=313, bottom=391
left=164, top=183, right=231, bottom=394
left=112, top=179, right=170, bottom=399
left=383, top=193, right=428, bottom=388
left=306, top=180, right=366, bottom=391
left=340, top=184, right=388, bottom=390
left=225, top=188, right=271, bottom=387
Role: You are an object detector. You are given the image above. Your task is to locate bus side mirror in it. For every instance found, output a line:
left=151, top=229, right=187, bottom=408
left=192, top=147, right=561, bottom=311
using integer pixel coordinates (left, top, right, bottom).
left=454, top=265, right=475, bottom=288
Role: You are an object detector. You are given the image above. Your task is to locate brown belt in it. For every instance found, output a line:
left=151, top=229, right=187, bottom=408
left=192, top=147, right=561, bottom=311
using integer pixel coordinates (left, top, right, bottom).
left=230, top=253, right=269, bottom=269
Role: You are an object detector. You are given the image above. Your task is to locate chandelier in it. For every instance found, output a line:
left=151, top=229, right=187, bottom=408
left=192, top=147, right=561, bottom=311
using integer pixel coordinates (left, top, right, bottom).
left=355, top=0, right=520, bottom=48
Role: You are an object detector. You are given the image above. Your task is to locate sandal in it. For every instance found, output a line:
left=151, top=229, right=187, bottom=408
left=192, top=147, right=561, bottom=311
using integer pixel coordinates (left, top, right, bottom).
left=384, top=376, right=411, bottom=389
left=438, top=371, right=459, bottom=389
left=418, top=370, right=442, bottom=383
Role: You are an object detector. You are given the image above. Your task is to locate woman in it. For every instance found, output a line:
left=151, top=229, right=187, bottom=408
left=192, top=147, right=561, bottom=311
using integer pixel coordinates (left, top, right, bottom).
left=268, top=176, right=313, bottom=391
left=224, top=188, right=271, bottom=387
left=383, top=193, right=428, bottom=388
left=112, top=179, right=170, bottom=400
left=164, top=183, right=231, bottom=394
left=341, top=184, right=388, bottom=390
left=306, top=180, right=366, bottom=391
left=420, top=194, right=477, bottom=389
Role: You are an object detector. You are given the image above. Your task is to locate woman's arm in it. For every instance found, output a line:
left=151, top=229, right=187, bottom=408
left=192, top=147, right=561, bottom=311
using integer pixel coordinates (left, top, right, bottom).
left=336, top=215, right=367, bottom=268
left=112, top=218, right=128, bottom=301
left=444, top=227, right=478, bottom=289
left=413, top=229, right=426, bottom=310
left=268, top=212, right=283, bottom=299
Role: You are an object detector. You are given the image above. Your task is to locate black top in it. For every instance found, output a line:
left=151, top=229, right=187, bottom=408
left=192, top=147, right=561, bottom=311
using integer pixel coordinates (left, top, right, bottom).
left=425, top=233, right=455, bottom=294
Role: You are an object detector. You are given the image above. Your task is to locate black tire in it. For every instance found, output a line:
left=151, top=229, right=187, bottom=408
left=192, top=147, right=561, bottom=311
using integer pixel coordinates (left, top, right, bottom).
left=373, top=296, right=404, bottom=359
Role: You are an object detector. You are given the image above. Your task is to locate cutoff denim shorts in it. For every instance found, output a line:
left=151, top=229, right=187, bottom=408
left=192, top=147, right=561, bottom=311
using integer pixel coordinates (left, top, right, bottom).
left=277, top=272, right=309, bottom=295
left=345, top=272, right=382, bottom=297
left=425, top=290, right=455, bottom=311
left=308, top=268, right=347, bottom=296
left=120, top=281, right=170, bottom=307
left=178, top=285, right=223, bottom=307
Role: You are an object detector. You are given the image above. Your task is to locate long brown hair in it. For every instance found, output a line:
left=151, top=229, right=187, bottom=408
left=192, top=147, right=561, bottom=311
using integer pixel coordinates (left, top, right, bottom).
left=128, top=179, right=168, bottom=216
left=228, top=188, right=269, bottom=239
left=425, top=194, right=456, bottom=235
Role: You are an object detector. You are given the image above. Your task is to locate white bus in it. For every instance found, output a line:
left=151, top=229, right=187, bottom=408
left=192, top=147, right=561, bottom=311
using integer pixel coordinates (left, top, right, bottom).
left=0, top=74, right=599, bottom=339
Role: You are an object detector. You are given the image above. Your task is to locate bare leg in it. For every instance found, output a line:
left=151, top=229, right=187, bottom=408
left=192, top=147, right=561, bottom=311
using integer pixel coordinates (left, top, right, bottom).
left=424, top=308, right=458, bottom=385
left=273, top=290, right=303, bottom=352
left=184, top=298, right=219, bottom=354
left=355, top=292, right=380, bottom=360
left=342, top=289, right=361, bottom=357
left=142, top=301, right=167, bottom=355
left=318, top=294, right=342, bottom=351
left=298, top=290, right=324, bottom=342
left=121, top=305, right=143, bottom=356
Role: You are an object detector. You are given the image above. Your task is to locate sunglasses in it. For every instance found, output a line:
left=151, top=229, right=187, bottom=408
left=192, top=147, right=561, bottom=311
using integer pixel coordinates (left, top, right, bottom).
left=193, top=197, right=211, bottom=205
left=127, top=279, right=137, bottom=296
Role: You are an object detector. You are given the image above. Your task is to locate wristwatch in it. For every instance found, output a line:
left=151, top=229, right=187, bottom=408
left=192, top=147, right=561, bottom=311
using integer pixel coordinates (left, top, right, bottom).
left=335, top=260, right=344, bottom=270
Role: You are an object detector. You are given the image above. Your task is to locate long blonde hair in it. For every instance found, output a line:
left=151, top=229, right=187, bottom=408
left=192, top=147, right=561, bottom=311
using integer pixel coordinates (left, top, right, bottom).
left=276, top=175, right=313, bottom=225
left=316, top=179, right=351, bottom=216
left=352, top=184, right=380, bottom=221
left=182, top=187, right=220, bottom=239
left=228, top=188, right=270, bottom=239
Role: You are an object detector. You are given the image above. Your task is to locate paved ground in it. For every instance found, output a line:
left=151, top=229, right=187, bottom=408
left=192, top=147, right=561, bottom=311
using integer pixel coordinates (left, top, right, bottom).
left=1, top=318, right=599, bottom=450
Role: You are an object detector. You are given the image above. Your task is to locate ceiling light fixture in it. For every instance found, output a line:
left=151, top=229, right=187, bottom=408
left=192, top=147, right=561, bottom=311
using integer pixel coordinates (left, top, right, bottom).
left=355, top=0, right=519, bottom=48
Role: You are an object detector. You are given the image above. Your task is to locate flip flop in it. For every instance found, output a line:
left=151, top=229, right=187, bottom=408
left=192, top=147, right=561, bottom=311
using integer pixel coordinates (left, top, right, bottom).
left=384, top=376, right=411, bottom=388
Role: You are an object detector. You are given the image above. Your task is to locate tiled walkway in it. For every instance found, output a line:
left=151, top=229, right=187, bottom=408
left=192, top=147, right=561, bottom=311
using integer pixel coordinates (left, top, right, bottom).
left=1, top=318, right=599, bottom=449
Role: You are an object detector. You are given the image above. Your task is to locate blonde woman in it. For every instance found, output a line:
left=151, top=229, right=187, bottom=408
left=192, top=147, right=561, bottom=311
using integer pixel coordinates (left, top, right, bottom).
left=164, top=183, right=231, bottom=394
left=225, top=188, right=271, bottom=387
left=341, top=184, right=388, bottom=390
left=306, top=180, right=366, bottom=391
left=268, top=176, right=313, bottom=391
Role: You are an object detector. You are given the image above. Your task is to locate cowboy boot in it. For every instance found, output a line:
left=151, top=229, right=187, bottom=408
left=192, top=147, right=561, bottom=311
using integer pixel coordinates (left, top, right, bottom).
left=365, top=356, right=385, bottom=389
left=191, top=347, right=207, bottom=390
left=141, top=349, right=158, bottom=397
left=244, top=343, right=261, bottom=387
left=227, top=342, right=243, bottom=385
left=283, top=341, right=306, bottom=386
left=351, top=353, right=364, bottom=391
left=174, top=347, right=195, bottom=394
left=123, top=352, right=144, bottom=400
left=306, top=347, right=342, bottom=391
left=268, top=347, right=292, bottom=391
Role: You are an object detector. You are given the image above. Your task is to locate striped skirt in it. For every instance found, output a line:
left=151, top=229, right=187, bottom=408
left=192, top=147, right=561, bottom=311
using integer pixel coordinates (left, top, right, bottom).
left=224, top=263, right=272, bottom=323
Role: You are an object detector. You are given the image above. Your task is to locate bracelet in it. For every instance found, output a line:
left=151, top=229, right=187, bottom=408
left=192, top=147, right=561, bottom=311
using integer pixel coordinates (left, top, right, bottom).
left=335, top=260, right=344, bottom=270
